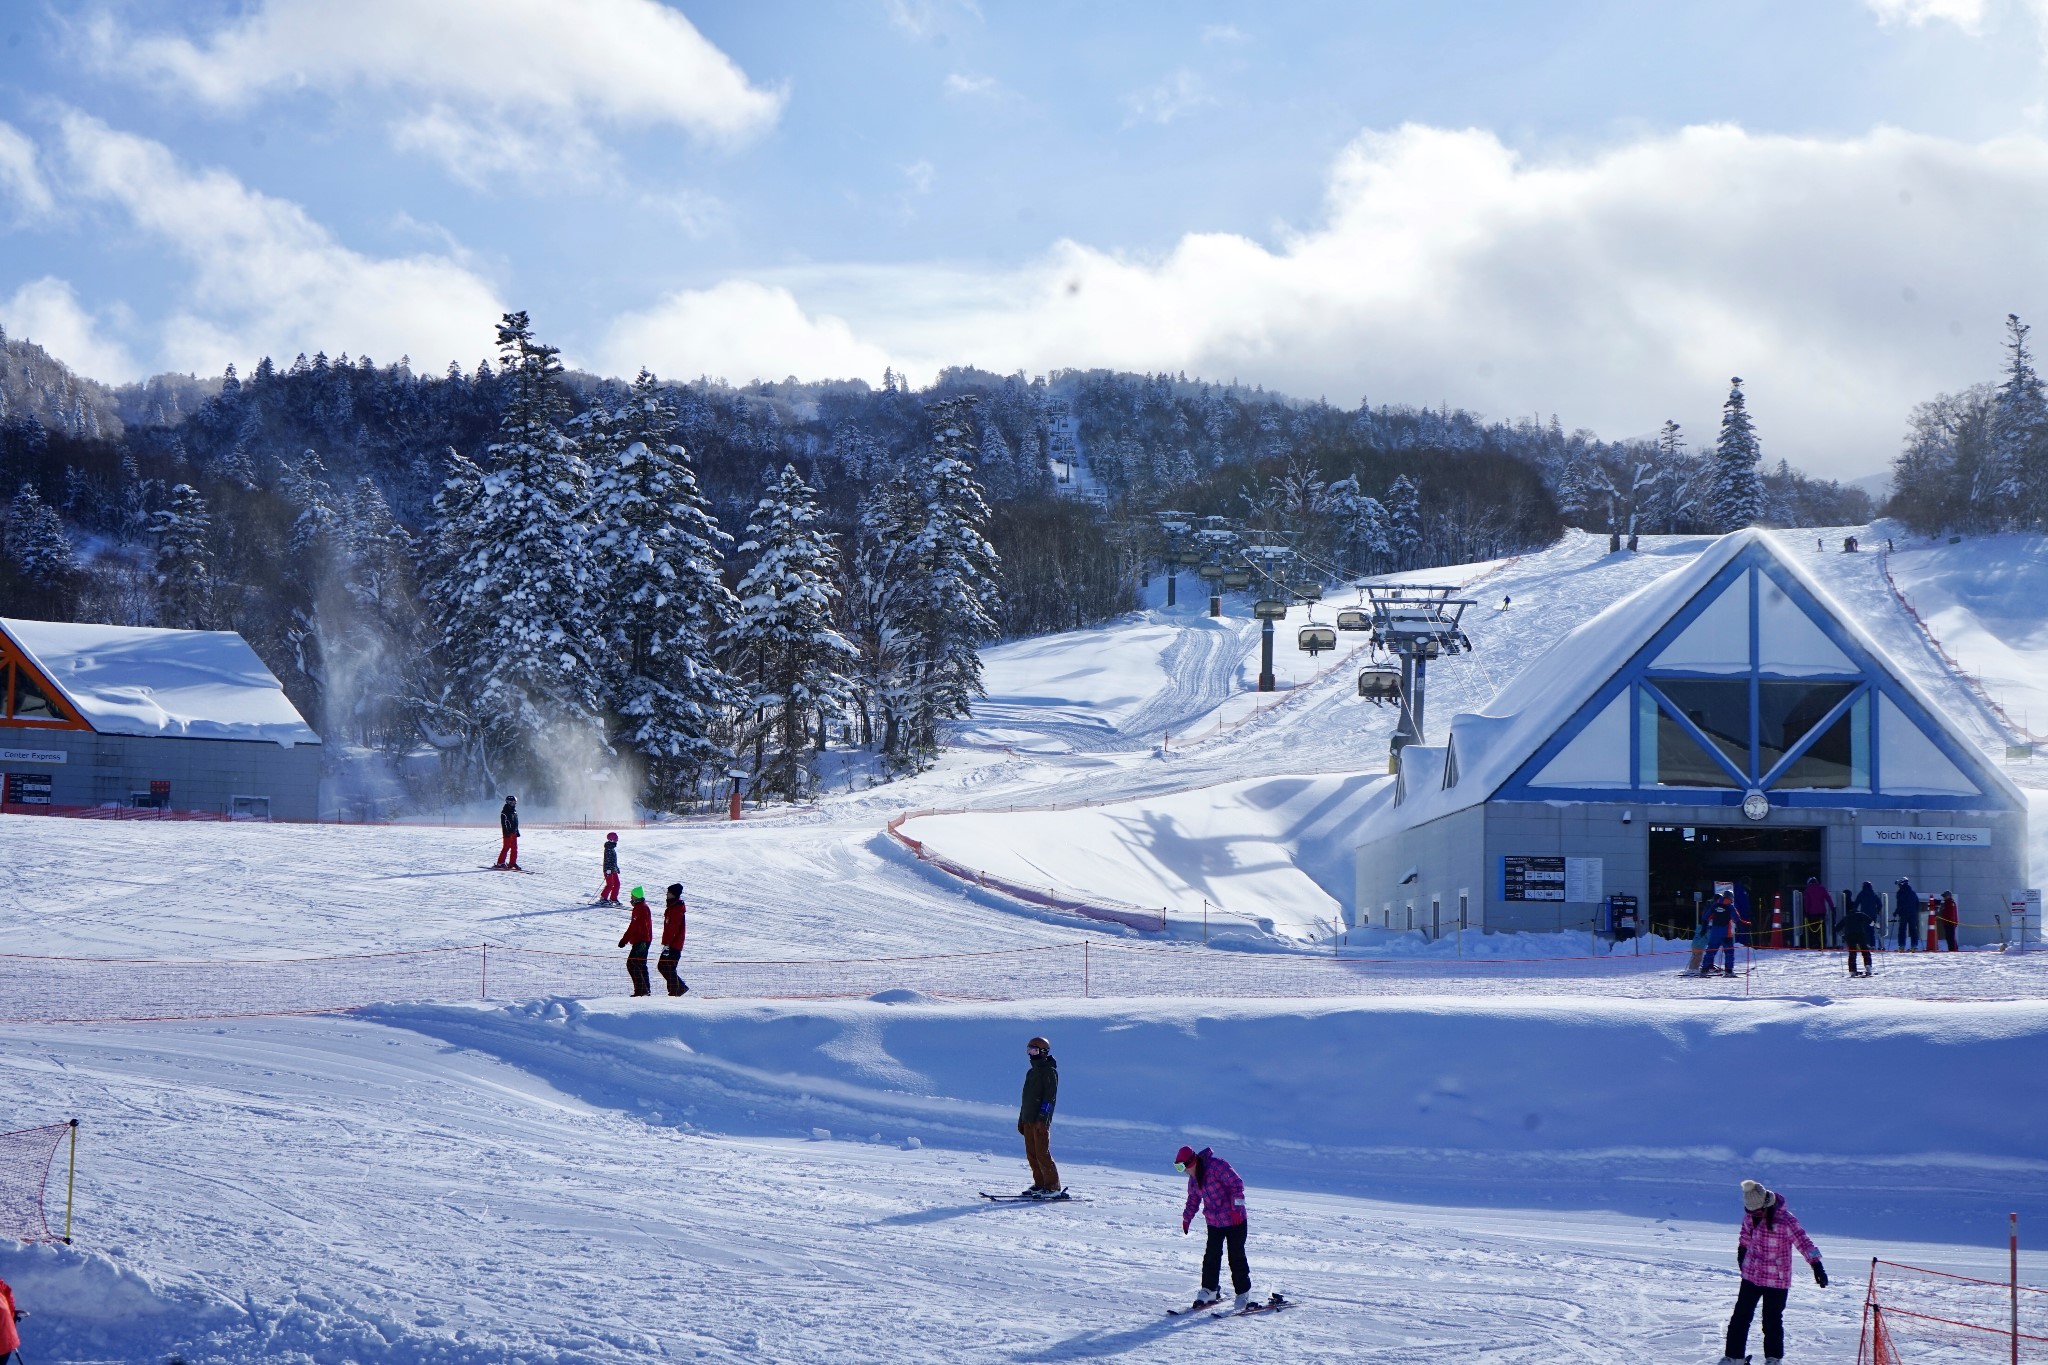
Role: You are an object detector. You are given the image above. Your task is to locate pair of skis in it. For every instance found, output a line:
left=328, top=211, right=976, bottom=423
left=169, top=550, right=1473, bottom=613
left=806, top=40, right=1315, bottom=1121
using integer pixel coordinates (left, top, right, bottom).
left=978, top=1189, right=1079, bottom=1203
left=1168, top=1292, right=1291, bottom=1319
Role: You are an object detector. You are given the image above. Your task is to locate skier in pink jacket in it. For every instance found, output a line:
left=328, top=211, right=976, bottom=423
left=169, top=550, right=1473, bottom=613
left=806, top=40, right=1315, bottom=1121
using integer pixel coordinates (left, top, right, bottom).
left=1176, top=1144, right=1253, bottom=1311
left=1721, top=1179, right=1827, bottom=1365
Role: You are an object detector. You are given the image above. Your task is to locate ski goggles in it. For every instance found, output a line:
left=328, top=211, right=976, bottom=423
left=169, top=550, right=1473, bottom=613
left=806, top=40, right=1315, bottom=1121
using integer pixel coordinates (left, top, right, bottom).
left=1174, top=1160, right=1191, bottom=1174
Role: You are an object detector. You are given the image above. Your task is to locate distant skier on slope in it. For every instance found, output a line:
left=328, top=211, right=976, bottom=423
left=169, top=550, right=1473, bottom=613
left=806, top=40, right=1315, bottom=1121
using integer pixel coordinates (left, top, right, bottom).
left=494, top=795, right=521, bottom=871
left=619, top=887, right=653, bottom=997
left=1718, top=1179, right=1826, bottom=1365
left=1176, top=1144, right=1253, bottom=1311
left=1017, top=1035, right=1061, bottom=1198
left=598, top=832, right=621, bottom=905
left=658, top=882, right=690, bottom=997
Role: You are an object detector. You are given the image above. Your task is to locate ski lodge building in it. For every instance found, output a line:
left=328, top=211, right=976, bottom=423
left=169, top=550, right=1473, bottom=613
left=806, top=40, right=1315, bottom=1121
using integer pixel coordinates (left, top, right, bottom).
left=0, top=617, right=321, bottom=820
left=1352, top=531, right=2028, bottom=943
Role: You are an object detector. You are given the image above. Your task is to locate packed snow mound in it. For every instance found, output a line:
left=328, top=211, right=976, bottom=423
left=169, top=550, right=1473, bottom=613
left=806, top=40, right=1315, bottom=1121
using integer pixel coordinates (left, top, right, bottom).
left=1, top=617, right=318, bottom=746
left=1885, top=532, right=2048, bottom=734
left=897, top=772, right=1389, bottom=942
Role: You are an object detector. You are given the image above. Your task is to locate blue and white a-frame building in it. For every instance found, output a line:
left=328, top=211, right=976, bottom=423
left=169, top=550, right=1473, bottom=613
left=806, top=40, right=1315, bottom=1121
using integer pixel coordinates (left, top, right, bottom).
left=1352, top=530, right=2027, bottom=941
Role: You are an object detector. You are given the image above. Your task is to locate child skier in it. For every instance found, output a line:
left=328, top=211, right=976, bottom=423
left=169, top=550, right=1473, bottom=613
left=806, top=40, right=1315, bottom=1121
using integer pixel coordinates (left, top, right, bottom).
left=1175, top=1144, right=1253, bottom=1311
left=494, top=795, right=521, bottom=870
left=618, top=887, right=652, bottom=997
left=598, top=832, right=621, bottom=905
left=1017, top=1036, right=1060, bottom=1197
left=1720, top=1179, right=1826, bottom=1365
left=658, top=882, right=689, bottom=997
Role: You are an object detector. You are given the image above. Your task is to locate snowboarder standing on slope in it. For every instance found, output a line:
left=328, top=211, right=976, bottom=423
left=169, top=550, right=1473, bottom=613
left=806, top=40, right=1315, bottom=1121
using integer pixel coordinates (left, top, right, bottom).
left=1176, top=1144, right=1253, bottom=1311
left=495, top=795, right=521, bottom=870
left=1018, top=1036, right=1061, bottom=1197
left=598, top=832, right=621, bottom=905
left=1719, top=1178, right=1826, bottom=1365
left=658, top=882, right=690, bottom=997
left=619, top=887, right=653, bottom=996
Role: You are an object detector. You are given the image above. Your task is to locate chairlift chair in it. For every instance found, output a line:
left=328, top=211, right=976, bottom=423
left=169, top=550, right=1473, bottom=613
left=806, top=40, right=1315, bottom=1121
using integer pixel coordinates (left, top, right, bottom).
left=1298, top=624, right=1338, bottom=655
left=1197, top=561, right=1225, bottom=582
left=1177, top=549, right=1202, bottom=566
left=1358, top=667, right=1402, bottom=704
left=1292, top=582, right=1323, bottom=601
left=1222, top=568, right=1252, bottom=589
left=1336, top=607, right=1369, bottom=631
left=1253, top=598, right=1289, bottom=621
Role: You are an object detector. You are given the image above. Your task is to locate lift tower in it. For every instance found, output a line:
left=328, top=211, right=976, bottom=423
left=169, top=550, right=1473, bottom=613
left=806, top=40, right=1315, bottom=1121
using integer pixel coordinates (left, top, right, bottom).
left=1362, top=583, right=1475, bottom=771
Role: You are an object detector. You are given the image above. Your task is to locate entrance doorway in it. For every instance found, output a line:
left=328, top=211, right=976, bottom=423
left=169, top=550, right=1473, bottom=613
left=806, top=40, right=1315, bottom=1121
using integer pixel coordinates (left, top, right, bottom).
left=1648, top=824, right=1824, bottom=941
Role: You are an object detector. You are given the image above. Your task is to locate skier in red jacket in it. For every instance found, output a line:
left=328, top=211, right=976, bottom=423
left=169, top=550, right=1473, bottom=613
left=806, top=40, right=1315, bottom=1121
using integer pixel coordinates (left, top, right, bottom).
left=0, top=1273, right=21, bottom=1364
left=657, top=882, right=690, bottom=997
left=618, top=887, right=653, bottom=996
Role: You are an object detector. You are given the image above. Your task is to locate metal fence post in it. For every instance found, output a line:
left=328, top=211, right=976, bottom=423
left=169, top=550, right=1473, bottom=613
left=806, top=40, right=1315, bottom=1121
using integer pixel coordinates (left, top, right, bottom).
left=64, top=1117, right=77, bottom=1243
left=1083, top=942, right=1090, bottom=999
left=480, top=943, right=489, bottom=1000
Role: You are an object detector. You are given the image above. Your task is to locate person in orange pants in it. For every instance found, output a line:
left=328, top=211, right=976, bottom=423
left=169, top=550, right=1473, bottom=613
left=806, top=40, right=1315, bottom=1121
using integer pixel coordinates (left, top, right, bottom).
left=618, top=887, right=653, bottom=996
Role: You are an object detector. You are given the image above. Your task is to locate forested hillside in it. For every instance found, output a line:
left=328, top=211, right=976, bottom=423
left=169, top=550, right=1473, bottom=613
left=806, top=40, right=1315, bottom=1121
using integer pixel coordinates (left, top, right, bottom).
left=0, top=315, right=1870, bottom=811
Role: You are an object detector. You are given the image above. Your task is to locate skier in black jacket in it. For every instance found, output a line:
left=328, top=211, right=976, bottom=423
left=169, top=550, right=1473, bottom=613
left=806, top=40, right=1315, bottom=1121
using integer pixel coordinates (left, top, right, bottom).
left=1843, top=882, right=1880, bottom=976
left=495, top=795, right=521, bottom=871
left=1018, top=1036, right=1061, bottom=1198
left=1894, top=877, right=1922, bottom=951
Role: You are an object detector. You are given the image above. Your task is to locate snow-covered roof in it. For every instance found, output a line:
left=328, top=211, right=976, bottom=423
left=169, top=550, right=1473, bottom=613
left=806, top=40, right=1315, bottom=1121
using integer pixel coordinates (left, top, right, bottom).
left=1355, top=529, right=2023, bottom=843
left=1, top=618, right=320, bottom=747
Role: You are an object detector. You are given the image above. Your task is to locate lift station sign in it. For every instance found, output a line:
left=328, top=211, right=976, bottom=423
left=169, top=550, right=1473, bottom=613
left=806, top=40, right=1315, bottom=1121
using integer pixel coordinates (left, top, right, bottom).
left=1502, top=856, right=1604, bottom=902
left=1860, top=826, right=1991, bottom=848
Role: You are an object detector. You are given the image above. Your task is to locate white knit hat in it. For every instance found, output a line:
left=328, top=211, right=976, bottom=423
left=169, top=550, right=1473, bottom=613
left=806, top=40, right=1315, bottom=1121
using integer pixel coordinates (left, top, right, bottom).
left=1741, top=1179, right=1775, bottom=1212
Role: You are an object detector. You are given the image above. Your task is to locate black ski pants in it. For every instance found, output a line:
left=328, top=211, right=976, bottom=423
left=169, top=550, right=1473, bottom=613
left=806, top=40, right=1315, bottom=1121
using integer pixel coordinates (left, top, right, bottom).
left=1725, top=1277, right=1788, bottom=1361
left=625, top=945, right=651, bottom=996
left=1200, top=1218, right=1251, bottom=1296
left=657, top=948, right=688, bottom=996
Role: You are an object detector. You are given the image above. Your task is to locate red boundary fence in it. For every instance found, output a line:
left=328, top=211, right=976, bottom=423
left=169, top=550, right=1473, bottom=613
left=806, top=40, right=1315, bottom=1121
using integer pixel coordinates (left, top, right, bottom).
left=1858, top=1244, right=2047, bottom=1364
left=0, top=1121, right=73, bottom=1243
left=886, top=812, right=1169, bottom=933
left=1878, top=543, right=2041, bottom=748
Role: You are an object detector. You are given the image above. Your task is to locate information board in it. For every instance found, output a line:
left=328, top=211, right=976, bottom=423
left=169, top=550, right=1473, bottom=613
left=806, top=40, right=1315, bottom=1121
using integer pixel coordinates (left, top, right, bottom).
left=1503, top=856, right=1565, bottom=901
left=4, top=772, right=53, bottom=805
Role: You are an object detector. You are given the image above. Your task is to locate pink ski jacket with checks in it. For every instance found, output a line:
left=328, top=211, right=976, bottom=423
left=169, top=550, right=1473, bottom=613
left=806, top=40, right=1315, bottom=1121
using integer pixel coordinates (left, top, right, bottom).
left=1181, top=1149, right=1247, bottom=1228
left=1738, top=1202, right=1821, bottom=1290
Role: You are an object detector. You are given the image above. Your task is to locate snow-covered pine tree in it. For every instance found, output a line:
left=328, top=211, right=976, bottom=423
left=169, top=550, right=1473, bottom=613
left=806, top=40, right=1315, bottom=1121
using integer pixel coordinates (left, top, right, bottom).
left=5, top=482, right=78, bottom=614
left=427, top=312, right=607, bottom=794
left=152, top=482, right=216, bottom=628
left=875, top=397, right=1002, bottom=769
left=585, top=370, right=741, bottom=807
left=1710, top=377, right=1765, bottom=531
left=1386, top=474, right=1422, bottom=569
left=1991, top=314, right=2048, bottom=522
left=723, top=463, right=857, bottom=800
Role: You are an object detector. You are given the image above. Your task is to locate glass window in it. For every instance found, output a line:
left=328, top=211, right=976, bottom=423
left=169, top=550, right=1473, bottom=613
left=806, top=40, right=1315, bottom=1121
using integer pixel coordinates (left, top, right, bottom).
left=1650, top=678, right=1750, bottom=778
left=1777, top=692, right=1869, bottom=789
left=1757, top=681, right=1856, bottom=774
left=10, top=670, right=63, bottom=721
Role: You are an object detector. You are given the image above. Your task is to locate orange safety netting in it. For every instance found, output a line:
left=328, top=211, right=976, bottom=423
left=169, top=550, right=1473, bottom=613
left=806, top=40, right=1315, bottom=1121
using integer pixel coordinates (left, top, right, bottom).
left=1858, top=1258, right=2048, bottom=1364
left=0, top=1122, right=69, bottom=1243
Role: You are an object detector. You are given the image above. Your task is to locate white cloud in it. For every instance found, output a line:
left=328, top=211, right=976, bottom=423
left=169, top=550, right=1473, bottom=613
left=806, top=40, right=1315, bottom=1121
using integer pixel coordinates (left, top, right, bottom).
left=0, top=277, right=140, bottom=382
left=607, top=122, right=2048, bottom=478
left=902, top=159, right=936, bottom=195
left=943, top=72, right=1000, bottom=98
left=599, top=280, right=894, bottom=386
left=1124, top=70, right=1215, bottom=126
left=96, top=0, right=783, bottom=181
left=884, top=0, right=980, bottom=40
left=1201, top=23, right=1250, bottom=45
left=58, top=113, right=505, bottom=376
left=0, top=120, right=54, bottom=219
left=1865, top=0, right=1987, bottom=30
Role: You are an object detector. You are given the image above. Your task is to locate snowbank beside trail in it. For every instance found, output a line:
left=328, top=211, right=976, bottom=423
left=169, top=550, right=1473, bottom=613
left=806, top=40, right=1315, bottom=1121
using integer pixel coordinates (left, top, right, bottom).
left=897, top=772, right=1390, bottom=941
left=381, top=993, right=2048, bottom=1237
left=1884, top=532, right=2048, bottom=736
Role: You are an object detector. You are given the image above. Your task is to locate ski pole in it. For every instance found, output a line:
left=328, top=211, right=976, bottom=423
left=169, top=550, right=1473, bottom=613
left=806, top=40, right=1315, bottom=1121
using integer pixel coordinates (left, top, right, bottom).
left=64, top=1118, right=77, bottom=1244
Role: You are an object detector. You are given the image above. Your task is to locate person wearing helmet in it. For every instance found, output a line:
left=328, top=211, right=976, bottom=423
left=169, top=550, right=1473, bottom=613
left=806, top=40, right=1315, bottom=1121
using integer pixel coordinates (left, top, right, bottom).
left=618, top=887, right=653, bottom=997
left=657, top=882, right=689, bottom=997
left=494, top=795, right=521, bottom=871
left=1017, top=1036, right=1061, bottom=1198
left=1720, top=1179, right=1826, bottom=1365
left=598, top=832, right=621, bottom=905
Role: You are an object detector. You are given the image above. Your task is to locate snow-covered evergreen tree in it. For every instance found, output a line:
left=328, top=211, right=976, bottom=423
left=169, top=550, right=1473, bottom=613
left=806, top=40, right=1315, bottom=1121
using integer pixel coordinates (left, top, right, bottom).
left=5, top=482, right=77, bottom=612
left=1710, top=377, right=1765, bottom=531
left=152, top=482, right=216, bottom=628
left=427, top=312, right=607, bottom=793
left=585, top=370, right=741, bottom=806
left=860, top=397, right=1001, bottom=769
left=1991, top=314, right=2047, bottom=520
left=723, top=463, right=857, bottom=799
left=1386, top=475, right=1422, bottom=568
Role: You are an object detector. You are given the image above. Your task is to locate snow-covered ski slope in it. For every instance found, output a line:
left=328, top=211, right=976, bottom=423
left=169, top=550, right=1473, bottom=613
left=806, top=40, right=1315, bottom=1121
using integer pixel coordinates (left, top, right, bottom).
left=4, top=524, right=2048, bottom=1364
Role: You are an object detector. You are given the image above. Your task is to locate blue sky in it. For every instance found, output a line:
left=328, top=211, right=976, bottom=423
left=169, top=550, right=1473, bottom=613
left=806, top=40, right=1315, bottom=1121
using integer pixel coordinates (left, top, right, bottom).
left=3, top=0, right=2047, bottom=477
